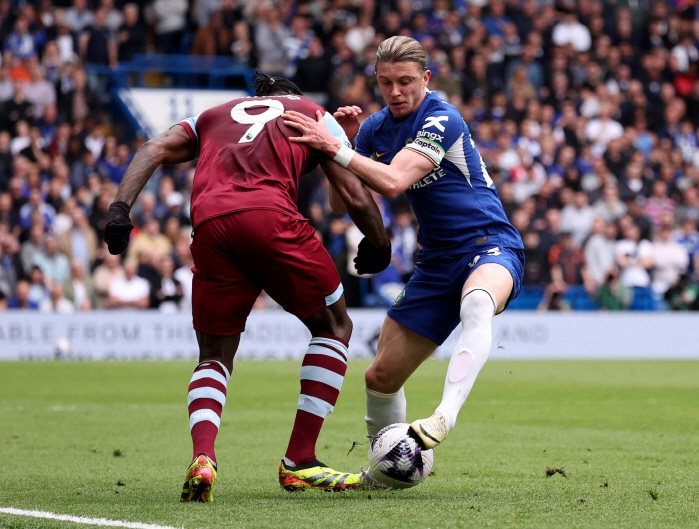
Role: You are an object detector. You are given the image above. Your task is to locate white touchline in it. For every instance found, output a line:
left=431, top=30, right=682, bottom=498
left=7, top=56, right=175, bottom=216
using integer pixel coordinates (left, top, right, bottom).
left=0, top=507, right=183, bottom=529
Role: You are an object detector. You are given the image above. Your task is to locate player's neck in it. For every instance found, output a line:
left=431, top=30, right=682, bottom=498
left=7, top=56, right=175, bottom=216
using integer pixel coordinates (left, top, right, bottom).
left=406, top=89, right=428, bottom=116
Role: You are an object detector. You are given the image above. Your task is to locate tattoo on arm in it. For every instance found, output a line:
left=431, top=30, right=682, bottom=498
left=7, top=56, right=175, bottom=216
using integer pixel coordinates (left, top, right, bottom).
left=115, top=125, right=194, bottom=207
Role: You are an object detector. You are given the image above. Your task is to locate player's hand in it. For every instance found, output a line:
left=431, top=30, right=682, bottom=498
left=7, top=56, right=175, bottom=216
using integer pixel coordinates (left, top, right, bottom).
left=354, top=237, right=391, bottom=275
left=104, top=201, right=134, bottom=255
left=333, top=105, right=362, bottom=141
left=283, top=110, right=337, bottom=155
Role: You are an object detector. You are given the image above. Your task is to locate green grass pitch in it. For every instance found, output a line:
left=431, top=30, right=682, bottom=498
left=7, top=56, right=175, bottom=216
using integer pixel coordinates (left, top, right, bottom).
left=0, top=360, right=698, bottom=528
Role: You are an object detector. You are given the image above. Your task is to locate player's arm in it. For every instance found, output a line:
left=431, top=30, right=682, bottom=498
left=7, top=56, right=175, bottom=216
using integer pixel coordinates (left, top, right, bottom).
left=322, top=159, right=389, bottom=250
left=115, top=125, right=194, bottom=206
left=328, top=183, right=347, bottom=214
left=104, top=125, right=194, bottom=255
left=283, top=110, right=434, bottom=199
left=323, top=159, right=392, bottom=274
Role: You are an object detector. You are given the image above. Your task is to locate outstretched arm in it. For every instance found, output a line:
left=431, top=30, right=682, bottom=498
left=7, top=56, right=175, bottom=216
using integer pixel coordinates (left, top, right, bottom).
left=105, top=125, right=194, bottom=255
left=322, top=159, right=390, bottom=251
left=284, top=110, right=434, bottom=199
left=115, top=125, right=194, bottom=206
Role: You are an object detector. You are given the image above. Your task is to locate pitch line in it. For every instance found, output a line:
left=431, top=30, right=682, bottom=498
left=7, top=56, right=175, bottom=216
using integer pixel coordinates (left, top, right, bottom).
left=0, top=507, right=182, bottom=529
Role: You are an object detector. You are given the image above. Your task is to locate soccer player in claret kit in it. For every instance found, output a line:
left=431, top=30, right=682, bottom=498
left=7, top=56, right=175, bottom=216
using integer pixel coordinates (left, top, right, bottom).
left=103, top=73, right=391, bottom=500
left=283, top=36, right=526, bottom=485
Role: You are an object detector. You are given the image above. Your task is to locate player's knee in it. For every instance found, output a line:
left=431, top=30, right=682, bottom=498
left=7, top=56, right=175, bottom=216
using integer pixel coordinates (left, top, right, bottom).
left=365, top=363, right=400, bottom=393
left=460, top=288, right=496, bottom=327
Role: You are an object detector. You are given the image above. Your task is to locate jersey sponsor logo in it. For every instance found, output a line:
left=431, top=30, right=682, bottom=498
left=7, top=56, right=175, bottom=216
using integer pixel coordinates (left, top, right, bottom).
left=417, top=130, right=444, bottom=142
left=375, top=151, right=390, bottom=158
left=423, top=115, right=449, bottom=132
left=409, top=167, right=446, bottom=190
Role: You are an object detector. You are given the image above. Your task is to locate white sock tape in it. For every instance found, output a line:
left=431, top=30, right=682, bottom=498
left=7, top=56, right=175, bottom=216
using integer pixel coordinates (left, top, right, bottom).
left=333, top=144, right=355, bottom=168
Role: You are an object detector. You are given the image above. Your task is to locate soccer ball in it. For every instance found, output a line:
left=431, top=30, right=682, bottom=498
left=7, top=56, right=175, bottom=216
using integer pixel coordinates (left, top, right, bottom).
left=367, top=423, right=434, bottom=489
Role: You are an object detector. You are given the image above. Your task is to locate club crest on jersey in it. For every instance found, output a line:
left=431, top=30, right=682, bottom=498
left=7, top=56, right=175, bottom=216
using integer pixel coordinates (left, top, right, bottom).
left=417, top=130, right=444, bottom=142
left=423, top=116, right=449, bottom=132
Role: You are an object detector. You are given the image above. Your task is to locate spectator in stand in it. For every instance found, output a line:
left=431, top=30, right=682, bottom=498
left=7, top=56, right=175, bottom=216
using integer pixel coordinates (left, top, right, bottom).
left=522, top=229, right=548, bottom=286
left=92, top=251, right=123, bottom=306
left=616, top=222, right=654, bottom=290
left=561, top=190, right=595, bottom=247
left=149, top=0, right=188, bottom=54
left=665, top=273, right=699, bottom=311
left=593, top=183, right=627, bottom=223
left=57, top=206, right=98, bottom=272
left=644, top=180, right=676, bottom=229
left=551, top=5, right=591, bottom=53
left=255, top=5, right=290, bottom=77
left=39, top=282, right=74, bottom=313
left=126, top=217, right=172, bottom=265
left=584, top=218, right=618, bottom=291
left=3, top=16, right=40, bottom=61
left=173, top=236, right=193, bottom=311
left=80, top=8, right=117, bottom=67
left=63, top=258, right=97, bottom=310
left=548, top=232, right=584, bottom=287
left=230, top=21, right=253, bottom=66
left=595, top=268, right=632, bottom=310
left=8, top=279, right=38, bottom=309
left=99, top=0, right=123, bottom=33
left=674, top=218, right=699, bottom=278
left=295, top=37, right=331, bottom=93
left=538, top=264, right=570, bottom=311
left=0, top=191, right=20, bottom=235
left=117, top=3, right=146, bottom=63
left=57, top=67, right=101, bottom=125
left=191, top=11, right=231, bottom=57
left=33, top=234, right=70, bottom=286
left=106, top=260, right=149, bottom=309
left=23, top=59, right=56, bottom=118
left=27, top=264, right=49, bottom=306
left=674, top=186, right=699, bottom=225
left=1, top=80, right=33, bottom=134
left=585, top=102, right=624, bottom=158
left=64, top=0, right=94, bottom=34
left=19, top=188, right=56, bottom=230
left=150, top=254, right=182, bottom=312
left=390, top=207, right=417, bottom=284
left=651, top=223, right=689, bottom=297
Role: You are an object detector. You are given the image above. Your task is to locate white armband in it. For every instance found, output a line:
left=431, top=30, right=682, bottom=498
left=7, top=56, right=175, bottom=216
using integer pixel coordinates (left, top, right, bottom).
left=333, top=144, right=355, bottom=168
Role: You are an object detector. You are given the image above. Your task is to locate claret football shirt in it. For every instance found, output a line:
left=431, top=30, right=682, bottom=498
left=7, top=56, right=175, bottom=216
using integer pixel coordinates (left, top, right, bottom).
left=178, top=95, right=351, bottom=228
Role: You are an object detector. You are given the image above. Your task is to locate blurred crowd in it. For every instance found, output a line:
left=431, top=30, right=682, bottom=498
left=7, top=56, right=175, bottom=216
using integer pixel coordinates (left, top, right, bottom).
left=2, top=0, right=699, bottom=312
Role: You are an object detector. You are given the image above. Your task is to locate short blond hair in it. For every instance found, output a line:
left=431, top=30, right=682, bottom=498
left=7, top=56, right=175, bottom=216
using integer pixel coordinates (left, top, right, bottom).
left=375, top=36, right=427, bottom=72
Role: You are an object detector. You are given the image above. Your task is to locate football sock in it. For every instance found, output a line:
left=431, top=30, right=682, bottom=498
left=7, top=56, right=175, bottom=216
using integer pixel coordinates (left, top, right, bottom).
left=284, top=336, right=348, bottom=467
left=188, top=360, right=230, bottom=465
left=435, top=288, right=496, bottom=430
left=365, top=386, right=407, bottom=437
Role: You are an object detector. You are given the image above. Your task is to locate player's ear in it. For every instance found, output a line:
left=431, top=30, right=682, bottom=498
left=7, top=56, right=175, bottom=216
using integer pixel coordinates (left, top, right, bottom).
left=423, top=70, right=431, bottom=87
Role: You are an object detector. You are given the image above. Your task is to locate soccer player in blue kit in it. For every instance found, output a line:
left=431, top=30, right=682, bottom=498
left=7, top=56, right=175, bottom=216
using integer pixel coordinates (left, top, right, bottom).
left=283, top=36, right=524, bottom=459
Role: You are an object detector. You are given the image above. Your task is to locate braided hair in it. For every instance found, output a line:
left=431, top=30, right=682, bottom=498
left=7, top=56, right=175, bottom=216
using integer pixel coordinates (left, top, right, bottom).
left=253, top=70, right=303, bottom=97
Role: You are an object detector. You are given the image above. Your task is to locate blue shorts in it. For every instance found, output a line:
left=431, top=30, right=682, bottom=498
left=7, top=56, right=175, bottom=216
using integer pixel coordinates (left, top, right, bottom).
left=387, top=246, right=524, bottom=345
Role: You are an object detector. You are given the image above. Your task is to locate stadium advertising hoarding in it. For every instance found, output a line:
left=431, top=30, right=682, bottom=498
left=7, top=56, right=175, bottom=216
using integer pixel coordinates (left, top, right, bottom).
left=0, top=311, right=698, bottom=361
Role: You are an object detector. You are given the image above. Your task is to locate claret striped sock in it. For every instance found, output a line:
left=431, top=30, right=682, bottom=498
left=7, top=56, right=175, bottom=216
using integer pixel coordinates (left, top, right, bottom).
left=188, top=360, right=230, bottom=465
left=284, top=336, right=348, bottom=467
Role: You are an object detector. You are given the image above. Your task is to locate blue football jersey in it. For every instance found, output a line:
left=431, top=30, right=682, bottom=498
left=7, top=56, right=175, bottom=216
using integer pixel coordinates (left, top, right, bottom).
left=355, top=91, right=523, bottom=260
